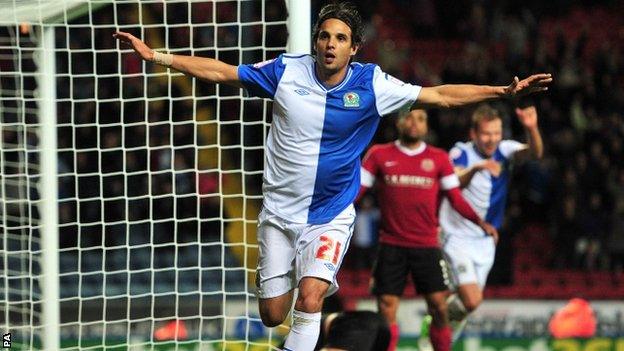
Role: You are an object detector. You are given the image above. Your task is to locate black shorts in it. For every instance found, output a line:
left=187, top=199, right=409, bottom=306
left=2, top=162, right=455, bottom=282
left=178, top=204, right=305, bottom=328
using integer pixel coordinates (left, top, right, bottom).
left=371, top=244, right=450, bottom=296
left=322, top=311, right=390, bottom=351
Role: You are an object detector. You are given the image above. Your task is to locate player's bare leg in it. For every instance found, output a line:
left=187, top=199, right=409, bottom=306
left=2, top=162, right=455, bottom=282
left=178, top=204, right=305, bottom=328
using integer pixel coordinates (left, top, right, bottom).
left=258, top=290, right=295, bottom=327
left=455, top=283, right=482, bottom=313
left=283, top=277, right=329, bottom=350
left=422, top=290, right=451, bottom=351
left=448, top=283, right=482, bottom=341
left=377, top=294, right=400, bottom=351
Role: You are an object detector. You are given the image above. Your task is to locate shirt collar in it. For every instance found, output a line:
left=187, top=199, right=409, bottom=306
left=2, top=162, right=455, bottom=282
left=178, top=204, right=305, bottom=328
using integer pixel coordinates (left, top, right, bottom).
left=395, top=140, right=427, bottom=156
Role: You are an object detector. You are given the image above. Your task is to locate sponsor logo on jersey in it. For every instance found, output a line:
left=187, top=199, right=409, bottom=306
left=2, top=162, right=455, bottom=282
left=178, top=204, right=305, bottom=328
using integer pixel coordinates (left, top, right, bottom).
left=384, top=174, right=434, bottom=188
left=253, top=58, right=276, bottom=68
left=421, top=158, right=434, bottom=172
left=343, top=92, right=360, bottom=108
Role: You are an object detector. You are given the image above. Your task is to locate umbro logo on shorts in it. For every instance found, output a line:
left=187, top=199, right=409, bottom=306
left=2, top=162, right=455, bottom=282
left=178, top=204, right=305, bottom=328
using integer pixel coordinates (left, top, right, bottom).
left=324, top=263, right=336, bottom=271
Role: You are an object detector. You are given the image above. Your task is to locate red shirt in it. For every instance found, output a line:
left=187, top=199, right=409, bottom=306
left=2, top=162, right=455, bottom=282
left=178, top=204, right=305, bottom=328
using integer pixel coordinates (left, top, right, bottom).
left=361, top=141, right=459, bottom=248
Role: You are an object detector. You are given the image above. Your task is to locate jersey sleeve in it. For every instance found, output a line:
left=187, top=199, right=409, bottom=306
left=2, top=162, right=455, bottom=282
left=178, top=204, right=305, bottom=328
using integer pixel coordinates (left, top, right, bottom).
left=438, top=153, right=460, bottom=191
left=448, top=144, right=468, bottom=168
left=237, top=55, right=286, bottom=99
left=499, top=140, right=527, bottom=159
left=372, top=66, right=422, bottom=116
left=360, top=147, right=379, bottom=188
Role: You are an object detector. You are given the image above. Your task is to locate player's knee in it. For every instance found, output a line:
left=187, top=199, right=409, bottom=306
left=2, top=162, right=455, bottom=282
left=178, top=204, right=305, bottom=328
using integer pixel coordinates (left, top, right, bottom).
left=259, top=307, right=287, bottom=327
left=429, top=300, right=449, bottom=321
left=259, top=300, right=290, bottom=327
left=377, top=295, right=399, bottom=322
left=295, top=291, right=324, bottom=313
left=462, top=297, right=482, bottom=313
left=295, top=278, right=328, bottom=313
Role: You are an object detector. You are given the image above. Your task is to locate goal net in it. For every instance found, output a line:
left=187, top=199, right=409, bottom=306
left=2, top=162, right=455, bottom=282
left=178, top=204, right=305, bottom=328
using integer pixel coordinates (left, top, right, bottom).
left=0, top=1, right=307, bottom=349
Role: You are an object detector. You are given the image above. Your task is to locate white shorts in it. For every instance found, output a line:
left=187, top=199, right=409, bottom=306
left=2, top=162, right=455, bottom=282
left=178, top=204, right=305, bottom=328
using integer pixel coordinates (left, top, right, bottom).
left=441, top=232, right=495, bottom=288
left=255, top=205, right=355, bottom=299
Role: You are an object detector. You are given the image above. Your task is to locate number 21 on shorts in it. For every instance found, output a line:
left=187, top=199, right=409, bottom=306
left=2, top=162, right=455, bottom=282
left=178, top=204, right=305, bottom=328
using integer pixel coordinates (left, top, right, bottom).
left=315, top=235, right=342, bottom=265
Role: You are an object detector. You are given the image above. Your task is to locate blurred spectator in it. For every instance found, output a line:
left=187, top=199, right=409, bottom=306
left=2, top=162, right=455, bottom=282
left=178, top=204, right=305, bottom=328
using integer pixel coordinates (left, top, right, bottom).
left=350, top=194, right=380, bottom=270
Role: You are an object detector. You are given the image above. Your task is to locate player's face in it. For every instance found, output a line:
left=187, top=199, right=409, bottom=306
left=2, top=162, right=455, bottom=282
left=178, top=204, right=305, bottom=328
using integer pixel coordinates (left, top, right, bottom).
left=398, top=109, right=428, bottom=143
left=314, top=18, right=358, bottom=76
left=471, top=118, right=502, bottom=157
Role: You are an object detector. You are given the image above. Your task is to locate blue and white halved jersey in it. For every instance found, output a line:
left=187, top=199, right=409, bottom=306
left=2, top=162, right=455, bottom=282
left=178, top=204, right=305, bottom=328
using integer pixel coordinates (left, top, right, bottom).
left=439, top=140, right=525, bottom=238
left=238, top=54, right=422, bottom=224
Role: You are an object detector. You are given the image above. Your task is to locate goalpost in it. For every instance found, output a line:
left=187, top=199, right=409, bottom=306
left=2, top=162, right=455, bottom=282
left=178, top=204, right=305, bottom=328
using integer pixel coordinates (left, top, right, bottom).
left=0, top=1, right=309, bottom=350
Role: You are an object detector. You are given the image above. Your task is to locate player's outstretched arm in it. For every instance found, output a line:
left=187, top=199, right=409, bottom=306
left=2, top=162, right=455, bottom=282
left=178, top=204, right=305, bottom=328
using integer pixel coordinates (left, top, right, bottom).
left=514, top=106, right=544, bottom=160
left=113, top=31, right=242, bottom=88
left=413, top=74, right=552, bottom=109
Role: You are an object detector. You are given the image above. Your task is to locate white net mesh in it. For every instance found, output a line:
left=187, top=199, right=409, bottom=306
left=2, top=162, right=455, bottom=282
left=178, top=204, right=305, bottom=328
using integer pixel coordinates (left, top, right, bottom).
left=1, top=1, right=292, bottom=349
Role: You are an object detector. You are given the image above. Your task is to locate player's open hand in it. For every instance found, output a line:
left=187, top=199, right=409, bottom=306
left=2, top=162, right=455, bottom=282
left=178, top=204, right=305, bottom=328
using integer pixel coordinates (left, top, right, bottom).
left=479, top=221, right=499, bottom=244
left=515, top=106, right=538, bottom=130
left=113, top=31, right=154, bottom=62
left=478, top=159, right=502, bottom=177
left=505, top=74, right=552, bottom=97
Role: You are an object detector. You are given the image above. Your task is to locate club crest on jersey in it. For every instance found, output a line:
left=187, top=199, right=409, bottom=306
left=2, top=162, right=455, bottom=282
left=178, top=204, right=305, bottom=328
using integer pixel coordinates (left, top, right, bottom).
left=421, top=158, right=434, bottom=172
left=343, top=92, right=360, bottom=108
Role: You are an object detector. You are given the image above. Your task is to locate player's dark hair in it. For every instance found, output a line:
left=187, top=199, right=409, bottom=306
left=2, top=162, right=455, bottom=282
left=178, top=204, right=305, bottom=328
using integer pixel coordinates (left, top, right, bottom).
left=312, top=1, right=364, bottom=47
left=471, top=104, right=501, bottom=130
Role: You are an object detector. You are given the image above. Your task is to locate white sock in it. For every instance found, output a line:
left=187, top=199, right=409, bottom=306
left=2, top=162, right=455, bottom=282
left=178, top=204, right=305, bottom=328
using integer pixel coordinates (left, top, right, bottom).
left=283, top=309, right=322, bottom=351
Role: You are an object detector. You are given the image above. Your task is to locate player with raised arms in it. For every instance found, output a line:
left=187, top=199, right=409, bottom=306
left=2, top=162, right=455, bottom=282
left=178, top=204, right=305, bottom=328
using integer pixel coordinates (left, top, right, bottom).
left=114, top=2, right=551, bottom=349
left=419, top=104, right=544, bottom=350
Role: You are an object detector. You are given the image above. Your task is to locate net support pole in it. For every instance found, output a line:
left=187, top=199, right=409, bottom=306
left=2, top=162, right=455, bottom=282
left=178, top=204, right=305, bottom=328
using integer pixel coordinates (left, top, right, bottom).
left=37, top=25, right=60, bottom=351
left=287, top=0, right=311, bottom=54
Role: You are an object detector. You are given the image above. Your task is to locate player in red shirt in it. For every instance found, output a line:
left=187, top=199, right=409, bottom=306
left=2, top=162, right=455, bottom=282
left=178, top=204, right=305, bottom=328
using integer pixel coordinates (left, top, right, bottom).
left=358, top=107, right=498, bottom=351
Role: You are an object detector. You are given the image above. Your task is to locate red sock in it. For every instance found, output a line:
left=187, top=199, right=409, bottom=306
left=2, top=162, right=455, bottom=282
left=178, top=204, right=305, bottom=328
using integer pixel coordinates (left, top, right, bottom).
left=387, top=323, right=399, bottom=351
left=429, top=324, right=451, bottom=351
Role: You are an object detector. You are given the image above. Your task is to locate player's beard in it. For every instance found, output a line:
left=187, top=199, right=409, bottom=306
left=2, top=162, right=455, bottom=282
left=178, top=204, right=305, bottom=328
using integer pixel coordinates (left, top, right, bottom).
left=399, top=133, right=422, bottom=145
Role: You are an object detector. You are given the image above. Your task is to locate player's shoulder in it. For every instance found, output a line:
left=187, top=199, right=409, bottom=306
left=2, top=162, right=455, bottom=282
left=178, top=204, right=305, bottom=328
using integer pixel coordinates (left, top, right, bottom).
left=451, top=141, right=471, bottom=151
left=368, top=142, right=396, bottom=154
left=497, top=139, right=525, bottom=157
left=280, top=53, right=313, bottom=65
left=448, top=141, right=471, bottom=162
left=498, top=139, right=523, bottom=148
left=424, top=144, right=448, bottom=156
left=350, top=61, right=377, bottom=71
left=365, top=142, right=396, bottom=158
left=424, top=145, right=453, bottom=164
left=346, top=61, right=377, bottom=82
